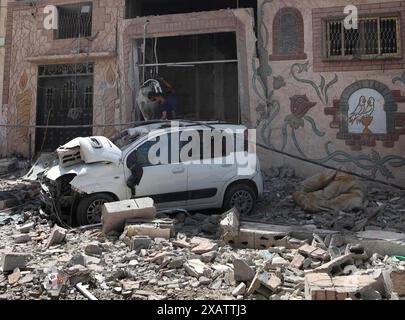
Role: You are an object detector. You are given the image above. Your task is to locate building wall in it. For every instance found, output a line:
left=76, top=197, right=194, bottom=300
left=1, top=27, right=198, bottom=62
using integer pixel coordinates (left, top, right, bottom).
left=2, top=0, right=405, bottom=186
left=256, top=0, right=405, bottom=186
left=0, top=0, right=7, bottom=157
left=1, top=0, right=125, bottom=157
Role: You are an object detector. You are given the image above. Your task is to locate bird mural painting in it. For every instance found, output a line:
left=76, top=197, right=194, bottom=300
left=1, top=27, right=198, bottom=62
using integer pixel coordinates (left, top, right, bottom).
left=348, top=96, right=376, bottom=134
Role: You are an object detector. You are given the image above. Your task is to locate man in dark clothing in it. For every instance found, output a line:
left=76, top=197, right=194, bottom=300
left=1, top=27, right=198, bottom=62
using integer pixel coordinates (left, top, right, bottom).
left=148, top=79, right=178, bottom=120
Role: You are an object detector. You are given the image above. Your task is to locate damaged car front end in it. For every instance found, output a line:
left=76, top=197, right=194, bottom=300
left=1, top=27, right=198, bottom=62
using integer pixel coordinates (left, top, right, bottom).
left=40, top=136, right=129, bottom=226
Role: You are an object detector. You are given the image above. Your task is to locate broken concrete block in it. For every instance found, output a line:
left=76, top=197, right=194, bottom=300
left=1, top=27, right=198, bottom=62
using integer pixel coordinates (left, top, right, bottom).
left=222, top=229, right=254, bottom=249
left=246, top=272, right=261, bottom=296
left=191, top=240, right=218, bottom=254
left=233, top=259, right=255, bottom=282
left=308, top=253, right=353, bottom=274
left=69, top=254, right=85, bottom=267
left=259, top=272, right=282, bottom=292
left=46, top=225, right=67, bottom=248
left=201, top=251, right=217, bottom=263
left=168, top=257, right=186, bottom=269
left=127, top=236, right=152, bottom=252
left=1, top=252, right=30, bottom=272
left=84, top=243, right=103, bottom=257
left=298, top=244, right=329, bottom=260
left=183, top=259, right=212, bottom=278
left=271, top=256, right=289, bottom=267
left=305, top=272, right=380, bottom=300
left=8, top=268, right=21, bottom=285
left=172, top=239, right=191, bottom=249
left=16, top=221, right=35, bottom=234
left=232, top=283, right=246, bottom=296
left=345, top=231, right=405, bottom=257
left=220, top=207, right=240, bottom=237
left=290, top=253, right=305, bottom=269
left=125, top=220, right=173, bottom=239
left=13, top=234, right=31, bottom=244
left=305, top=273, right=335, bottom=300
left=101, top=198, right=156, bottom=234
left=390, top=270, right=405, bottom=296
left=66, top=265, right=91, bottom=286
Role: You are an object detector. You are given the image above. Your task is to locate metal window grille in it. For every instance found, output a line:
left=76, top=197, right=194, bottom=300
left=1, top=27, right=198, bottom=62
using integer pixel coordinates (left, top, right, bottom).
left=56, top=3, right=92, bottom=39
left=326, top=16, right=400, bottom=59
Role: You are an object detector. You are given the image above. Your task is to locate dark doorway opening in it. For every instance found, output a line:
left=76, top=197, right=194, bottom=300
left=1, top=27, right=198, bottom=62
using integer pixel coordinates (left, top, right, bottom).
left=126, top=0, right=257, bottom=19
left=136, top=32, right=239, bottom=123
left=35, top=63, right=94, bottom=153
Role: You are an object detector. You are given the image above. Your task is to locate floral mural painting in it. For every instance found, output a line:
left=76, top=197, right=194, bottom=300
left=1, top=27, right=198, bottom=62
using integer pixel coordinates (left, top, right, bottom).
left=290, top=61, right=338, bottom=105
left=254, top=1, right=405, bottom=181
left=96, top=62, right=120, bottom=138
left=282, top=95, right=325, bottom=157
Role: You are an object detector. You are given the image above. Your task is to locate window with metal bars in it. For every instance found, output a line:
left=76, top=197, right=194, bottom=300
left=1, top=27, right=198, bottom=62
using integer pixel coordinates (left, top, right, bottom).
left=326, top=16, right=400, bottom=59
left=56, top=3, right=92, bottom=39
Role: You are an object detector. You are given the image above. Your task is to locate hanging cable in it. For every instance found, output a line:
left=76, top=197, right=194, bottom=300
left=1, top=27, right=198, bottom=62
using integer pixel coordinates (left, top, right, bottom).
left=142, top=20, right=150, bottom=83
left=154, top=37, right=159, bottom=77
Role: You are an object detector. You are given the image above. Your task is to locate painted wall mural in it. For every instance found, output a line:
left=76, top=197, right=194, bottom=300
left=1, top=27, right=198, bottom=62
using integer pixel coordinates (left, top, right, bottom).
left=15, top=70, right=33, bottom=144
left=282, top=95, right=325, bottom=157
left=393, top=72, right=405, bottom=85
left=290, top=61, right=338, bottom=105
left=255, top=1, right=405, bottom=181
left=348, top=89, right=386, bottom=134
left=95, top=62, right=120, bottom=138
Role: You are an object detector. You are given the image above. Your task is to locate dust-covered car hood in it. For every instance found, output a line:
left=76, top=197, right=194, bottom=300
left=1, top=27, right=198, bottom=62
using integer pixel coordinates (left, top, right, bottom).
left=57, top=136, right=122, bottom=167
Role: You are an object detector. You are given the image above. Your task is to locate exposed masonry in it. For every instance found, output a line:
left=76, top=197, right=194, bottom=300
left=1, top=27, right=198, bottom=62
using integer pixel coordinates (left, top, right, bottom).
left=269, top=7, right=307, bottom=61
left=312, top=1, right=405, bottom=72
left=324, top=80, right=405, bottom=150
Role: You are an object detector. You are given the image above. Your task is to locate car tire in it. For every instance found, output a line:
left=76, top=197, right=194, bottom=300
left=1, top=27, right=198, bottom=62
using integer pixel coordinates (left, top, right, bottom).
left=76, top=193, right=116, bottom=226
left=223, top=183, right=256, bottom=215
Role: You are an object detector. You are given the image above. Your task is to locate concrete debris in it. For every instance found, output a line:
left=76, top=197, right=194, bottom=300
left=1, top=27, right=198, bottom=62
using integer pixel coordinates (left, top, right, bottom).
left=232, top=282, right=246, bottom=296
left=101, top=198, right=156, bottom=234
left=390, top=270, right=405, bottom=296
left=1, top=252, right=30, bottom=272
left=184, top=259, right=212, bottom=278
left=0, top=167, right=405, bottom=300
left=16, top=222, right=35, bottom=234
left=46, top=225, right=67, bottom=248
left=233, top=259, right=255, bottom=282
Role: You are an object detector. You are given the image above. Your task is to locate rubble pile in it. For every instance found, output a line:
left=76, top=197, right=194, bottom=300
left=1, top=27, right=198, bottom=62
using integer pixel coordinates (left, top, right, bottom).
left=255, top=166, right=405, bottom=233
left=0, top=204, right=404, bottom=301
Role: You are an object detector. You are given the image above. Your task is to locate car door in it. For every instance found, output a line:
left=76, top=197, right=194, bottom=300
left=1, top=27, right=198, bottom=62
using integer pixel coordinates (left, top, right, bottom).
left=186, top=130, right=236, bottom=207
left=124, top=132, right=187, bottom=208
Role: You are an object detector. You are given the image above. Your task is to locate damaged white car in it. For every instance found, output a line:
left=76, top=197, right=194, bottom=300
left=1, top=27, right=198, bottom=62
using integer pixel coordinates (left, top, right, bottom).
left=38, top=121, right=263, bottom=226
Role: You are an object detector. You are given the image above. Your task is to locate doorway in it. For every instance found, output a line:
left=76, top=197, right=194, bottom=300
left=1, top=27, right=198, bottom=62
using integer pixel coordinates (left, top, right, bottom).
left=135, top=32, right=240, bottom=123
left=35, top=63, right=94, bottom=152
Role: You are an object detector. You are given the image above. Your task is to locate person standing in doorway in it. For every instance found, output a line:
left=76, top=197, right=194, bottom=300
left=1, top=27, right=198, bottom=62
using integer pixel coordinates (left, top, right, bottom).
left=148, top=78, right=178, bottom=120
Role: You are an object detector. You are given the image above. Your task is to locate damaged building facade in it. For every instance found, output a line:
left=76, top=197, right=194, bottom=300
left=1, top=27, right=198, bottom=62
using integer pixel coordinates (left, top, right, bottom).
left=1, top=0, right=405, bottom=185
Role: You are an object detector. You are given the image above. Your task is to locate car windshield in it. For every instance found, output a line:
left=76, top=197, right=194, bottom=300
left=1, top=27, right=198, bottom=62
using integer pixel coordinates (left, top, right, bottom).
left=110, top=128, right=148, bottom=151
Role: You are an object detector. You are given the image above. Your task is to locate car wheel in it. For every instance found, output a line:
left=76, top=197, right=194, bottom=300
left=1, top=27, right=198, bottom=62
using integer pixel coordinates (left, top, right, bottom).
left=223, top=183, right=256, bottom=215
left=76, top=193, right=116, bottom=226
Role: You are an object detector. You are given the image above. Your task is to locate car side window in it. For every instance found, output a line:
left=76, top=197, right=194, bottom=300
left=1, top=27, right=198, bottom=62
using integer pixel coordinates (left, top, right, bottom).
left=127, top=139, right=159, bottom=168
left=127, top=134, right=176, bottom=168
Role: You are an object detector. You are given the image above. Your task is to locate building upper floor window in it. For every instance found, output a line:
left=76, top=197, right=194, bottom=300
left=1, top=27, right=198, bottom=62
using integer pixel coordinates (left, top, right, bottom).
left=269, top=7, right=307, bottom=60
left=326, top=16, right=401, bottom=60
left=56, top=3, right=92, bottom=39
